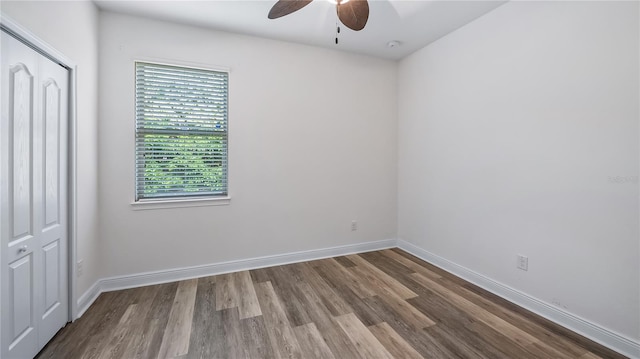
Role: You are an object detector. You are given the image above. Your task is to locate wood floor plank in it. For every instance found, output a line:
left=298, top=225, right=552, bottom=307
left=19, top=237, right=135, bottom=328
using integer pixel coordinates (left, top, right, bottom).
left=96, top=304, right=137, bottom=359
left=234, top=271, right=262, bottom=319
left=333, top=255, right=356, bottom=268
left=379, top=249, right=443, bottom=280
left=346, top=254, right=418, bottom=299
left=312, top=263, right=384, bottom=327
left=296, top=262, right=353, bottom=316
left=376, top=288, right=435, bottom=329
left=240, top=316, right=276, bottom=359
left=250, top=267, right=272, bottom=283
left=297, top=294, right=365, bottom=359
left=402, top=280, right=534, bottom=359
left=157, top=278, right=198, bottom=358
left=254, top=281, right=303, bottom=359
left=407, top=291, right=535, bottom=359
left=294, top=323, right=337, bottom=359
left=524, top=341, right=575, bottom=359
left=220, top=308, right=246, bottom=359
left=362, top=295, right=460, bottom=358
left=100, top=284, right=160, bottom=358
left=185, top=277, right=224, bottom=359
left=466, top=321, right=540, bottom=359
left=358, top=251, right=419, bottom=280
left=80, top=288, right=147, bottom=359
left=397, top=271, right=546, bottom=357
left=346, top=270, right=434, bottom=330
left=334, top=313, right=394, bottom=359
left=264, top=265, right=314, bottom=327
left=411, top=272, right=539, bottom=347
left=280, top=269, right=366, bottom=359
left=216, top=273, right=240, bottom=311
left=37, top=249, right=627, bottom=359
left=390, top=248, right=473, bottom=285
left=424, top=322, right=493, bottom=359
left=313, top=258, right=377, bottom=298
left=37, top=290, right=127, bottom=359
left=369, top=322, right=424, bottom=359
left=404, top=280, right=475, bottom=326
left=436, top=276, right=590, bottom=358
left=124, top=282, right=178, bottom=359
left=340, top=257, right=435, bottom=329
left=98, top=284, right=161, bottom=359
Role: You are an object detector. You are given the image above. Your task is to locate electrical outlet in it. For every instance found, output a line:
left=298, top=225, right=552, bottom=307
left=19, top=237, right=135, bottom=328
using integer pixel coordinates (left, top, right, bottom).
left=516, top=255, right=528, bottom=271
left=77, top=259, right=84, bottom=277
left=351, top=220, right=357, bottom=231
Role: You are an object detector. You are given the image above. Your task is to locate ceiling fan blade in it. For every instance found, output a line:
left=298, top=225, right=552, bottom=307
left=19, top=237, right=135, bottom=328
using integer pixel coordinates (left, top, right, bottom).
left=268, top=0, right=314, bottom=19
left=337, top=0, right=369, bottom=31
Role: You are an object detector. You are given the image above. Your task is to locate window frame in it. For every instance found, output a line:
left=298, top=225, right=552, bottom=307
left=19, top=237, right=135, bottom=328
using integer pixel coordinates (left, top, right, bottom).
left=131, top=59, right=231, bottom=209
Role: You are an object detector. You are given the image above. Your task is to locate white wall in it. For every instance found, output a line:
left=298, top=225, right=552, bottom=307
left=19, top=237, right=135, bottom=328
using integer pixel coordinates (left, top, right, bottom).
left=398, top=1, right=639, bottom=341
left=98, top=12, right=397, bottom=277
left=1, top=1, right=101, bottom=302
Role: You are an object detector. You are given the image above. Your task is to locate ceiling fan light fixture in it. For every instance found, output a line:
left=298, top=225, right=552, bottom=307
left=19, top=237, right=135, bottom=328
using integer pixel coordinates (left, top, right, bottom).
left=268, top=0, right=368, bottom=31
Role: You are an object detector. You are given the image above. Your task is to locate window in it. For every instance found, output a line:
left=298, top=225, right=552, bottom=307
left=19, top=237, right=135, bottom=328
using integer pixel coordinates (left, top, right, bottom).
left=135, top=62, right=228, bottom=201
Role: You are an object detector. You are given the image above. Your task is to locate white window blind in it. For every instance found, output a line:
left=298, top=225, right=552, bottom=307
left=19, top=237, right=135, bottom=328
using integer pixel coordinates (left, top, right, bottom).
left=135, top=62, right=228, bottom=201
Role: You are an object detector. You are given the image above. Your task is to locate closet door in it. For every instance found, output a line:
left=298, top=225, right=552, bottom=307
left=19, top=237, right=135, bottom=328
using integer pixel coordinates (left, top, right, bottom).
left=1, top=30, right=69, bottom=359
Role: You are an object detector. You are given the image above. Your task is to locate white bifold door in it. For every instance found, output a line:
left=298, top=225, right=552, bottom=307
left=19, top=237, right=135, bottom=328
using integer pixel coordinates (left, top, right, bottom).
left=1, top=30, right=69, bottom=359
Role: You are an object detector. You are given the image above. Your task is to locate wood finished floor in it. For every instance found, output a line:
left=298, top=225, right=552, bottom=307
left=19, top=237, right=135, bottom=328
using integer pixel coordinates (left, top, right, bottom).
left=36, top=249, right=627, bottom=359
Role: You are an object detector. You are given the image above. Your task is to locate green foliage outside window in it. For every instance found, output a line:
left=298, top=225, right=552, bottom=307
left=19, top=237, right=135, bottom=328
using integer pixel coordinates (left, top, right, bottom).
left=138, top=134, right=226, bottom=197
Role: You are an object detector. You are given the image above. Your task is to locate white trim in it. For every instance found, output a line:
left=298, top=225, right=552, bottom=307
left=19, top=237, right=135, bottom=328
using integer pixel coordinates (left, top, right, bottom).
left=397, top=239, right=640, bottom=359
left=68, top=65, right=79, bottom=321
left=131, top=196, right=231, bottom=210
left=0, top=15, right=79, bottom=322
left=134, top=56, right=231, bottom=75
left=102, top=239, right=395, bottom=291
left=0, top=15, right=73, bottom=66
left=76, top=281, right=100, bottom=319
left=75, top=238, right=396, bottom=314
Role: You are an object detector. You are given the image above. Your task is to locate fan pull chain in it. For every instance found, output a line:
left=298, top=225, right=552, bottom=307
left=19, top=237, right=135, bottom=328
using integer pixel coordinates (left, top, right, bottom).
left=335, top=2, right=341, bottom=45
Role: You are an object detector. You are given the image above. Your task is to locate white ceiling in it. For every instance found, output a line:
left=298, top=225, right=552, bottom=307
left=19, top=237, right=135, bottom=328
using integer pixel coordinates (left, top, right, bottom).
left=94, top=0, right=506, bottom=60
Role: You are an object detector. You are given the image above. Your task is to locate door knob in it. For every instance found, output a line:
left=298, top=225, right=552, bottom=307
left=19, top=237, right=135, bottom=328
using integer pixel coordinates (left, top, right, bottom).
left=18, top=245, right=27, bottom=253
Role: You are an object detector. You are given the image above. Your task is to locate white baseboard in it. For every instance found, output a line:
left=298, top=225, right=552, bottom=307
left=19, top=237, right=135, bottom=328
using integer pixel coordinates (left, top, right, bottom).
left=397, top=239, right=640, bottom=359
left=76, top=238, right=396, bottom=319
left=76, top=280, right=101, bottom=319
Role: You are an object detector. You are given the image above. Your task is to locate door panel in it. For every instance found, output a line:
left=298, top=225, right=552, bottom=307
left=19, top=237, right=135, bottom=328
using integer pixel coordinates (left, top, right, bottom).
left=1, top=30, right=69, bottom=359
left=42, top=239, right=60, bottom=315
left=9, top=63, right=34, bottom=242
left=43, top=80, right=60, bottom=228
left=8, top=255, right=35, bottom=350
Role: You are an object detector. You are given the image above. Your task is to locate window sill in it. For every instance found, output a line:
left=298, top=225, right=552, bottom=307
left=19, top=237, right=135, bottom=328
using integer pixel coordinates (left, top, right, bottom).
left=131, top=196, right=231, bottom=211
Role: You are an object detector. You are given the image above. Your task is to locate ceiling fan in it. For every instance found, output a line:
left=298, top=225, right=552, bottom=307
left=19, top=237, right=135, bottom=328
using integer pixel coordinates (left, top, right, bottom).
left=268, top=0, right=369, bottom=31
